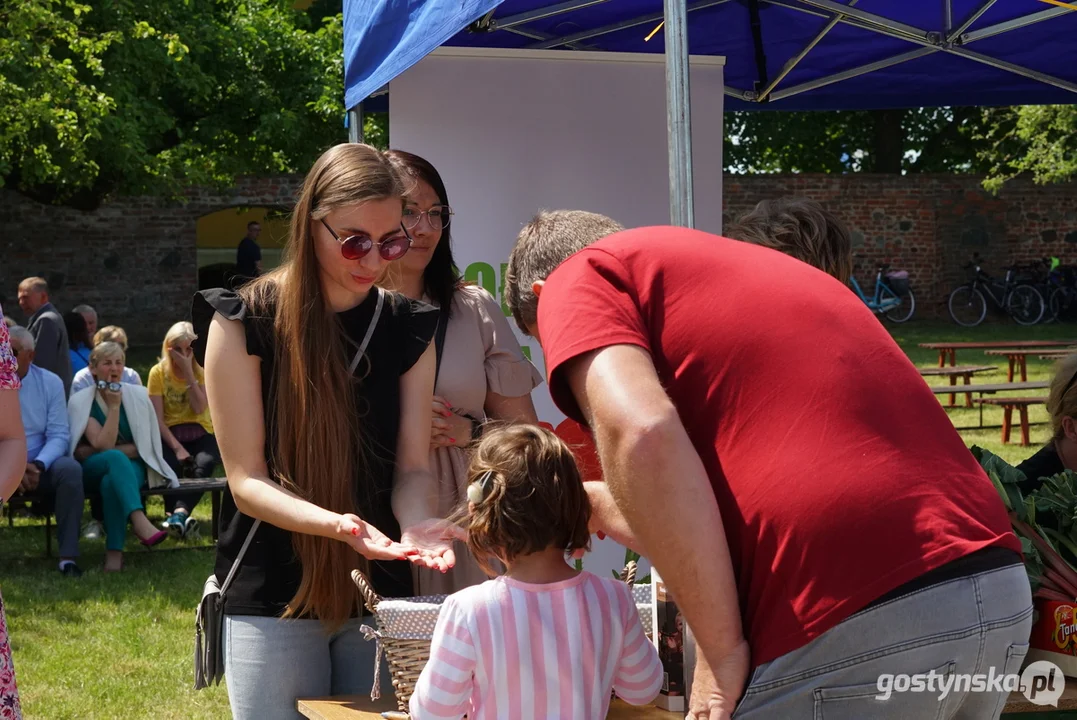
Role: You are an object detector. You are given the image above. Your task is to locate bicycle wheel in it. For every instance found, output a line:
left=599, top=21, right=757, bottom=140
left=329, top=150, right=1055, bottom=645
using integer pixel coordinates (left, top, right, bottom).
left=1050, top=287, right=1066, bottom=322
left=1008, top=284, right=1045, bottom=325
left=884, top=288, right=916, bottom=323
left=949, top=286, right=987, bottom=327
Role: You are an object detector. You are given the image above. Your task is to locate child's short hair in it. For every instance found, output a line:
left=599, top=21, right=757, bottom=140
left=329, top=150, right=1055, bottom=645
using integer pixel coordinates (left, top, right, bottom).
left=726, top=197, right=853, bottom=284
left=463, top=424, right=591, bottom=574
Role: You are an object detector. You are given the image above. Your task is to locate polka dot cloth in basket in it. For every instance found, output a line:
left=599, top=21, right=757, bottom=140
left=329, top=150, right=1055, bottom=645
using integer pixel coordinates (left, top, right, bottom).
left=376, top=595, right=450, bottom=640
left=633, top=583, right=654, bottom=638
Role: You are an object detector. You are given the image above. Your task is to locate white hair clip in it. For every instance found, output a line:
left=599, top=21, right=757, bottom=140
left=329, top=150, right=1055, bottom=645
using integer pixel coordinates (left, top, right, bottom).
left=467, top=470, right=494, bottom=505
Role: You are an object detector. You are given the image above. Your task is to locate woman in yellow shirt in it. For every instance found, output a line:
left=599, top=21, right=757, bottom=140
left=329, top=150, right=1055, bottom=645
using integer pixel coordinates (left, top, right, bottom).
left=147, top=321, right=220, bottom=538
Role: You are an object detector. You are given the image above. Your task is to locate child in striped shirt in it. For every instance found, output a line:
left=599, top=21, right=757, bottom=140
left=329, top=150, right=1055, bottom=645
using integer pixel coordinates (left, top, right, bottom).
left=409, top=424, right=662, bottom=720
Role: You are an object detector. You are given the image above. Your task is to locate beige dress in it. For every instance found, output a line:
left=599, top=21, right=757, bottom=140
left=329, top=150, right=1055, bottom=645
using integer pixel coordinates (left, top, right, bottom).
left=413, top=284, right=543, bottom=595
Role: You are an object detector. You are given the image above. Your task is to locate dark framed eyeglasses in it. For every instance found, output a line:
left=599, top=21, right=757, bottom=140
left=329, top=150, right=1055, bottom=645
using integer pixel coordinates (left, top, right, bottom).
left=318, top=218, right=412, bottom=261
left=96, top=380, right=123, bottom=392
left=402, top=205, right=453, bottom=231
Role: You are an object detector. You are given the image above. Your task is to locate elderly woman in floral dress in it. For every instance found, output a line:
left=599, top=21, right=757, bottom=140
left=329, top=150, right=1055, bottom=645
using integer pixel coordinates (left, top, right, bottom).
left=0, top=304, right=26, bottom=719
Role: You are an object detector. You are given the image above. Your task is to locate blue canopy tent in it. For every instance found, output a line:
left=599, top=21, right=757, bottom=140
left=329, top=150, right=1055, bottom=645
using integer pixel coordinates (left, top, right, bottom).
left=343, top=0, right=1077, bottom=224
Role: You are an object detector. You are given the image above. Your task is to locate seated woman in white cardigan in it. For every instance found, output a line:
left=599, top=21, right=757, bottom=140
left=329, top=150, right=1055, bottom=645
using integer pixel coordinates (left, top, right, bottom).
left=69, top=342, right=178, bottom=571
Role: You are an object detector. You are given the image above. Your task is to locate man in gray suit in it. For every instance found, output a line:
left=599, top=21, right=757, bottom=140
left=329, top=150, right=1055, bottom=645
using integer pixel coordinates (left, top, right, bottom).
left=18, top=277, right=71, bottom=396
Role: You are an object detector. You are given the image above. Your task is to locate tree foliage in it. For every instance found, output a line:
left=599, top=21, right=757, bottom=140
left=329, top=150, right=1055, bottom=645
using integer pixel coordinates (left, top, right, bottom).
left=4, top=1, right=1073, bottom=207
left=976, top=105, right=1077, bottom=192
left=723, top=106, right=987, bottom=175
left=1, top=0, right=347, bottom=209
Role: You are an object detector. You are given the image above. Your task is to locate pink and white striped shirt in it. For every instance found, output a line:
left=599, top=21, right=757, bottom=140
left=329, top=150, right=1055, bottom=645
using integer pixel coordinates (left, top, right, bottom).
left=409, top=571, right=662, bottom=720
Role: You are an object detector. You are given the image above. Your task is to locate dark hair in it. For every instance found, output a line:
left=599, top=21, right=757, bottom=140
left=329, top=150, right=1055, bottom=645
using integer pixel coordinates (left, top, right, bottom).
left=247, top=221, right=260, bottom=229
left=63, top=311, right=90, bottom=348
left=385, top=150, right=462, bottom=313
left=461, top=424, right=591, bottom=574
left=726, top=197, right=853, bottom=284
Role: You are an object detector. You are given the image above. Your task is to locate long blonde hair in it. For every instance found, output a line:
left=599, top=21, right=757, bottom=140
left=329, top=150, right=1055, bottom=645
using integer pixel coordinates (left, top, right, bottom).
left=240, top=144, right=409, bottom=627
left=160, top=321, right=200, bottom=378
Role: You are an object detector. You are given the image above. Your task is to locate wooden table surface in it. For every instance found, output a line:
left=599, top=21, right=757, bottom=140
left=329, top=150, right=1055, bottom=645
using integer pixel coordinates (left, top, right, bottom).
left=919, top=364, right=997, bottom=376
left=298, top=696, right=683, bottom=719
left=921, top=341, right=1077, bottom=350
left=929, top=380, right=1048, bottom=394
left=985, top=348, right=1077, bottom=357
left=297, top=689, right=1077, bottom=718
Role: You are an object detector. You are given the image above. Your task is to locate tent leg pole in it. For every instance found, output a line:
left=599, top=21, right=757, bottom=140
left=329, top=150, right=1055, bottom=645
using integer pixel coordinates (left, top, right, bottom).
left=348, top=103, right=364, bottom=144
left=664, top=0, right=694, bottom=228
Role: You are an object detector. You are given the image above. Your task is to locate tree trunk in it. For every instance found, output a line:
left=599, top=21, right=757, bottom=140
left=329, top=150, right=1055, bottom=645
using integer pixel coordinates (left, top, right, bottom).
left=871, top=109, right=905, bottom=174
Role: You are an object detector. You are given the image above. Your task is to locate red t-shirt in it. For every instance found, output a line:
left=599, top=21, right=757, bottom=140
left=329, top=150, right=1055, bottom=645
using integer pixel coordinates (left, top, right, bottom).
left=538, top=227, right=1021, bottom=666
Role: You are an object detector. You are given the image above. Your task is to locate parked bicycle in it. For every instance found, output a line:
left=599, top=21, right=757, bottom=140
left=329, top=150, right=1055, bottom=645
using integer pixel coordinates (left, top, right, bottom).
left=849, top=261, right=916, bottom=323
left=1040, top=257, right=1077, bottom=323
left=947, top=255, right=1045, bottom=327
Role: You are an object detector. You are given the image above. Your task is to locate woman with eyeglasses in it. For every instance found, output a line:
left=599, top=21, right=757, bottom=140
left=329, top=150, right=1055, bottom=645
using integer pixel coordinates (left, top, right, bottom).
left=191, top=143, right=456, bottom=719
left=70, top=326, right=143, bottom=395
left=1017, top=353, right=1077, bottom=491
left=68, top=341, right=178, bottom=571
left=381, top=150, right=543, bottom=594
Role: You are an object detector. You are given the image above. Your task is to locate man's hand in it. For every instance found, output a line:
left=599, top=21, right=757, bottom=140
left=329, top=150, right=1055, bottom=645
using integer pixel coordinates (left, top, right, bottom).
left=687, top=640, right=751, bottom=720
left=20, top=463, right=41, bottom=494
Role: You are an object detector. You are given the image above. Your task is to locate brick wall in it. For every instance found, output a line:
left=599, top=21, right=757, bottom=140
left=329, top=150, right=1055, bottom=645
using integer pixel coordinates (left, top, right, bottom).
left=3, top=174, right=1077, bottom=344
left=724, top=175, right=1077, bottom=315
left=0, top=177, right=303, bottom=345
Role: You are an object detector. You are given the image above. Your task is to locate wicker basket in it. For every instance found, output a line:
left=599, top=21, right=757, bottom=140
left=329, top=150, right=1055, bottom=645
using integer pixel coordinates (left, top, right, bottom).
left=351, top=560, right=646, bottom=713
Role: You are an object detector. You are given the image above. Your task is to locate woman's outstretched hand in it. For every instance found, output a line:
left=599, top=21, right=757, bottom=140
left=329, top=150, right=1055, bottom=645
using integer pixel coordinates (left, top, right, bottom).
left=402, top=518, right=463, bottom=573
left=337, top=513, right=419, bottom=561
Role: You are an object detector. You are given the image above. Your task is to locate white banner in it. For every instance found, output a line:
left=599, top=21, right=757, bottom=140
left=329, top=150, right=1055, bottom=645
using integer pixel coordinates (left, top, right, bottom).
left=390, top=47, right=726, bottom=578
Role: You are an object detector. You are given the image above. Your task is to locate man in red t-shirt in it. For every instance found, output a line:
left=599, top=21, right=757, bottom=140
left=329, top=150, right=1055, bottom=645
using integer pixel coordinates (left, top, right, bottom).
left=504, top=210, right=1030, bottom=720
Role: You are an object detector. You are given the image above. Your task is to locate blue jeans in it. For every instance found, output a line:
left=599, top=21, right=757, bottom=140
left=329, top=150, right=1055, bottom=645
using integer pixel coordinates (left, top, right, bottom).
left=223, top=614, right=394, bottom=720
left=731, top=563, right=1032, bottom=719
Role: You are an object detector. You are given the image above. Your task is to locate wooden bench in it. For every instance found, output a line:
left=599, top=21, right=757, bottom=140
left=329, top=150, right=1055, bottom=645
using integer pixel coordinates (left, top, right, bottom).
left=296, top=688, right=1077, bottom=718
left=984, top=348, right=1077, bottom=382
left=920, top=340, right=1077, bottom=368
left=919, top=365, right=997, bottom=407
left=976, top=397, right=1047, bottom=447
left=4, top=477, right=228, bottom=557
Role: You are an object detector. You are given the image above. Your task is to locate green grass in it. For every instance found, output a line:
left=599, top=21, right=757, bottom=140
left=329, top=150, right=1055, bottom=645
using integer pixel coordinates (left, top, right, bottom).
left=4, top=323, right=1077, bottom=718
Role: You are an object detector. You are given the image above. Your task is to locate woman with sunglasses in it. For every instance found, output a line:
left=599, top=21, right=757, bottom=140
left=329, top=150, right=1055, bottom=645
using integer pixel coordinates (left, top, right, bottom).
left=68, top=341, right=177, bottom=571
left=381, top=150, right=543, bottom=594
left=191, top=143, right=456, bottom=719
left=1017, top=353, right=1077, bottom=491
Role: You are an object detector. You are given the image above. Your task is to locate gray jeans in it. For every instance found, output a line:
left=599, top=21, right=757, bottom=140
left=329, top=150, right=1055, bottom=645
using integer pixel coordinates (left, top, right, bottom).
left=37, top=456, right=84, bottom=559
left=223, top=614, right=394, bottom=720
left=732, top=563, right=1032, bottom=719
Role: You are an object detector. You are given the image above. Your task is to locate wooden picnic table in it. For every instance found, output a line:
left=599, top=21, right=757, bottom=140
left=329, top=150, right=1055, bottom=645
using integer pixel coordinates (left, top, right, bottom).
left=920, top=340, right=1077, bottom=368
left=984, top=348, right=1077, bottom=382
left=929, top=381, right=1049, bottom=429
left=296, top=689, right=1077, bottom=718
left=919, top=365, right=997, bottom=407
left=976, top=396, right=1047, bottom=447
